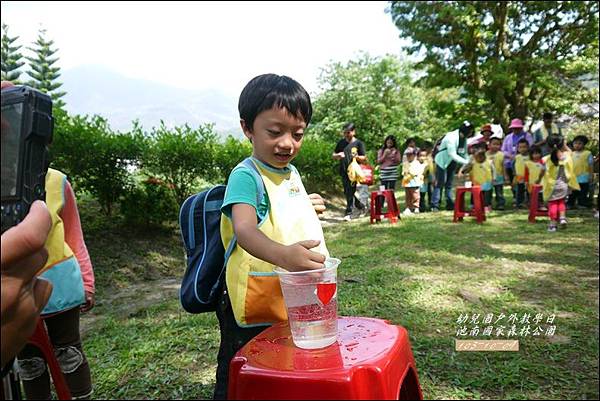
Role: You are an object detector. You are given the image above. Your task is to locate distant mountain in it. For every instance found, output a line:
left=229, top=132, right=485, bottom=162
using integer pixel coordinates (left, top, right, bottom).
left=60, top=65, right=242, bottom=138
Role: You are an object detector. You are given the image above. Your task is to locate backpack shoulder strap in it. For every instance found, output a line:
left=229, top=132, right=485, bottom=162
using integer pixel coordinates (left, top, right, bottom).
left=240, top=158, right=265, bottom=211
left=223, top=158, right=268, bottom=269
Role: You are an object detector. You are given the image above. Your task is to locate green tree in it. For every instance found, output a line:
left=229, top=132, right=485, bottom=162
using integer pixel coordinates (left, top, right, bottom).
left=389, top=1, right=599, bottom=127
left=144, top=122, right=220, bottom=204
left=311, top=52, right=456, bottom=151
left=1, top=23, right=25, bottom=83
left=51, top=113, right=146, bottom=215
left=26, top=28, right=67, bottom=108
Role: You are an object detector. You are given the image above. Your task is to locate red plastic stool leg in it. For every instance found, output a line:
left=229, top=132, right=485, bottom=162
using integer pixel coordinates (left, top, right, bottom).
left=471, top=187, right=485, bottom=223
left=28, top=319, right=72, bottom=400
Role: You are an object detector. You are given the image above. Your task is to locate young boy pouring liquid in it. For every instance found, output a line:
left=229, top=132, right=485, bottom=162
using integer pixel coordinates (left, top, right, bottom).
left=214, top=74, right=329, bottom=399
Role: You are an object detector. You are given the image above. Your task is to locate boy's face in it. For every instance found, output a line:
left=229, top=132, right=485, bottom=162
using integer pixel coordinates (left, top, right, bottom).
left=517, top=142, right=529, bottom=155
left=531, top=152, right=542, bottom=162
left=474, top=153, right=486, bottom=163
left=241, top=107, right=306, bottom=168
left=406, top=153, right=415, bottom=162
left=489, top=139, right=501, bottom=152
left=573, top=140, right=584, bottom=151
left=418, top=151, right=427, bottom=163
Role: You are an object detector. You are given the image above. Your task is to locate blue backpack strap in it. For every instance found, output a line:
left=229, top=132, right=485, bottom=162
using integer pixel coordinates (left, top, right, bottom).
left=223, top=158, right=268, bottom=269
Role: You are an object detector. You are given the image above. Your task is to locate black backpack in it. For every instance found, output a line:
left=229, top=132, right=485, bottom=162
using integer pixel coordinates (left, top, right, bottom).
left=178, top=158, right=265, bottom=313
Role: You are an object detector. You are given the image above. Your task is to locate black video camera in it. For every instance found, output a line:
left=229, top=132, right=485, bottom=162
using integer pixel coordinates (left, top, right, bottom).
left=1, top=86, right=53, bottom=234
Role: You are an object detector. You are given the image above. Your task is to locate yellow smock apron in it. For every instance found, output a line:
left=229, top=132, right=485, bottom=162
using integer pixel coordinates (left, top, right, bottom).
left=220, top=158, right=329, bottom=327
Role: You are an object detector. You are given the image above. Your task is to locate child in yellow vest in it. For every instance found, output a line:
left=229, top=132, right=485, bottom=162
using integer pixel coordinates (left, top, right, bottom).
left=214, top=74, right=329, bottom=399
left=525, top=145, right=547, bottom=211
left=541, top=134, right=580, bottom=232
left=512, top=138, right=530, bottom=209
left=402, top=147, right=426, bottom=214
left=458, top=148, right=495, bottom=211
left=567, top=135, right=594, bottom=208
left=487, top=137, right=506, bottom=210
left=17, top=168, right=95, bottom=399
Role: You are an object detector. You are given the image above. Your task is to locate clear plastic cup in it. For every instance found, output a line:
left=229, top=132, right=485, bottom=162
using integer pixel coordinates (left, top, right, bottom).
left=465, top=181, right=472, bottom=188
left=274, top=258, right=340, bottom=349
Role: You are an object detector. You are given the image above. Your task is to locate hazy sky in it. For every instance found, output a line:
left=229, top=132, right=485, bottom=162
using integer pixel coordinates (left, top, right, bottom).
left=1, top=1, right=409, bottom=96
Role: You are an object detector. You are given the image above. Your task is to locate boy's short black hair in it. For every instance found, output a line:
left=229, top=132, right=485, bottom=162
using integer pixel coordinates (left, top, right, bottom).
left=517, top=138, right=529, bottom=146
left=572, top=135, right=589, bottom=145
left=543, top=112, right=553, bottom=120
left=529, top=145, right=542, bottom=157
left=489, top=137, right=502, bottom=144
left=474, top=148, right=487, bottom=159
left=238, top=74, right=312, bottom=131
left=343, top=122, right=355, bottom=133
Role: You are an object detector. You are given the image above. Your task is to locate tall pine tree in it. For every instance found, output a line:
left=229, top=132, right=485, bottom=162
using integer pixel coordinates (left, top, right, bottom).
left=27, top=28, right=66, bottom=108
left=1, top=23, right=25, bottom=84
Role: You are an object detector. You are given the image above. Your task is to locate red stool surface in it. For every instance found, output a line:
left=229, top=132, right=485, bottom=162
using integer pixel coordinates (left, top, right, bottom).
left=229, top=316, right=423, bottom=400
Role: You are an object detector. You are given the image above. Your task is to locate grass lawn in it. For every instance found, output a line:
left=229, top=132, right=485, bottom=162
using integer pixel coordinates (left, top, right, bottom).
left=78, top=194, right=599, bottom=400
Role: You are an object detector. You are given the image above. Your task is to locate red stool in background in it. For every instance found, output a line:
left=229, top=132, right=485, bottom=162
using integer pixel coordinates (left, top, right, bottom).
left=453, top=186, right=486, bottom=224
left=528, top=184, right=547, bottom=223
left=27, top=318, right=72, bottom=400
left=229, top=316, right=423, bottom=400
left=370, top=189, right=399, bottom=224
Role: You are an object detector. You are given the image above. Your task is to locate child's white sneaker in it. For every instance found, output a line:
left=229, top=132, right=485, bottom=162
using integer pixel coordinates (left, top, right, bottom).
left=559, top=217, right=568, bottom=228
left=343, top=214, right=352, bottom=221
left=402, top=208, right=413, bottom=216
left=594, top=210, right=599, bottom=219
left=413, top=208, right=420, bottom=214
left=547, top=223, right=558, bottom=233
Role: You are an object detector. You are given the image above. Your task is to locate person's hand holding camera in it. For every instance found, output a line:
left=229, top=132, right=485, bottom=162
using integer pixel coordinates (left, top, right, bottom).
left=1, top=201, right=53, bottom=368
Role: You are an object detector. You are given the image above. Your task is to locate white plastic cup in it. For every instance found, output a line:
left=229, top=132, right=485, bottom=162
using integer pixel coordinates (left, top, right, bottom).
left=465, top=181, right=472, bottom=188
left=379, top=185, right=386, bottom=192
left=274, top=258, right=340, bottom=349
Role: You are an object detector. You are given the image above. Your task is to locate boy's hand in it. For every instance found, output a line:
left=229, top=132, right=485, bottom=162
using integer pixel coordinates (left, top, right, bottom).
left=80, top=291, right=95, bottom=313
left=281, top=240, right=326, bottom=272
left=308, top=193, right=326, bottom=215
left=457, top=171, right=464, bottom=179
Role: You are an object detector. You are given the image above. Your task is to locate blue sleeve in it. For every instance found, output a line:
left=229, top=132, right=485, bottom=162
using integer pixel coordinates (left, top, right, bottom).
left=588, top=153, right=594, bottom=166
left=221, top=168, right=260, bottom=219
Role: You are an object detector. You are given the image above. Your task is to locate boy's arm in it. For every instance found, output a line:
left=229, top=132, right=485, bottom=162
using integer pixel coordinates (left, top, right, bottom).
left=232, top=203, right=325, bottom=272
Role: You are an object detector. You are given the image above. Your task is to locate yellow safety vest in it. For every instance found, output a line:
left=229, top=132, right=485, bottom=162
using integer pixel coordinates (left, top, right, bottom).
left=220, top=159, right=329, bottom=327
left=542, top=155, right=580, bottom=202
left=538, top=123, right=560, bottom=141
left=487, top=151, right=505, bottom=184
left=40, top=168, right=85, bottom=314
left=514, top=154, right=529, bottom=182
left=525, top=161, right=545, bottom=192
left=571, top=150, right=593, bottom=181
left=471, top=160, right=493, bottom=190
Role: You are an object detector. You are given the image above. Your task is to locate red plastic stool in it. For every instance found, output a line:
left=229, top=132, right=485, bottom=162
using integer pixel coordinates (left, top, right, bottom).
left=228, top=316, right=423, bottom=400
left=27, top=318, right=72, bottom=400
left=370, top=189, right=399, bottom=224
left=453, top=186, right=486, bottom=224
left=528, top=184, right=547, bottom=223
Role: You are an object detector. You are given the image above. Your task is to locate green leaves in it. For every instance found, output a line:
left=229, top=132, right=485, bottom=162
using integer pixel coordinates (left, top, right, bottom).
left=311, top=53, right=456, bottom=150
left=389, top=1, right=599, bottom=125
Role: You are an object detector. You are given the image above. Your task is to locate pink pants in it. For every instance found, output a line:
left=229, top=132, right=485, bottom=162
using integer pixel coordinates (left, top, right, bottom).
left=548, top=198, right=566, bottom=221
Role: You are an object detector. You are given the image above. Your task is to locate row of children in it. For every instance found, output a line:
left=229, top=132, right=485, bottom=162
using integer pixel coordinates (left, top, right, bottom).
left=397, top=130, right=596, bottom=230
